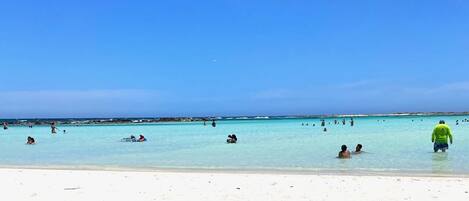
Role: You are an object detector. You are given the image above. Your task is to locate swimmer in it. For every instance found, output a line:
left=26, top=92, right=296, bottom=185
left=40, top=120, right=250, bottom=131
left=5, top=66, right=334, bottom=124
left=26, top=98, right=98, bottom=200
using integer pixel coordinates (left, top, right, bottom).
left=353, top=144, right=363, bottom=154
left=26, top=136, right=35, bottom=145
left=338, top=145, right=351, bottom=159
left=121, top=135, right=137, bottom=142
left=323, top=128, right=327, bottom=132
left=212, top=120, right=216, bottom=127
left=3, top=122, right=8, bottom=130
left=226, top=134, right=237, bottom=143
left=138, top=134, right=146, bottom=142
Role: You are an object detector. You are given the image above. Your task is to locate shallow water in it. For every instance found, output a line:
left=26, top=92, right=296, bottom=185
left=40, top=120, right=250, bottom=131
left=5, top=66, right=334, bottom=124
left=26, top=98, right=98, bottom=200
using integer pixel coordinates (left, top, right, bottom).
left=1, top=115, right=468, bottom=174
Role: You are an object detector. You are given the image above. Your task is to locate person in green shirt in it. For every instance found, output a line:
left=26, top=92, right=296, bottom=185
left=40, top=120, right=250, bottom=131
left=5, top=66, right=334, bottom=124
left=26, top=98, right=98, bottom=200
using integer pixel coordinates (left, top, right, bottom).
left=432, top=120, right=453, bottom=152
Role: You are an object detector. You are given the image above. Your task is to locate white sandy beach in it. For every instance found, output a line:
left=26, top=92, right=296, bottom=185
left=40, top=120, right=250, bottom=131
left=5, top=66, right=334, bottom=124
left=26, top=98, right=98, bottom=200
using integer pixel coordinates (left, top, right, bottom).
left=1, top=168, right=469, bottom=201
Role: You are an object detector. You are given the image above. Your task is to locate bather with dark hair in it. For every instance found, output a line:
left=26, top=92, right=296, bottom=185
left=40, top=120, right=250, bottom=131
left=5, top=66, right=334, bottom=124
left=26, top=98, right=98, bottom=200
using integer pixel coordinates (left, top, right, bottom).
left=338, top=145, right=350, bottom=159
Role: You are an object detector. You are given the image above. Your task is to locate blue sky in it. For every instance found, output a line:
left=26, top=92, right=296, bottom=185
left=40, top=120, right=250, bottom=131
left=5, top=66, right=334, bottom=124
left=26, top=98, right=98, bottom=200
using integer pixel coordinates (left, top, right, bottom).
left=1, top=0, right=469, bottom=118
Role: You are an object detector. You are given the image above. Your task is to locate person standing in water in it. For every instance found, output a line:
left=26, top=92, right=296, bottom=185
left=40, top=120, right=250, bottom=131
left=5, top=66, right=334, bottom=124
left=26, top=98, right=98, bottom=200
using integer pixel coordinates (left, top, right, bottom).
left=212, top=120, right=216, bottom=127
left=350, top=118, right=354, bottom=127
left=432, top=120, right=453, bottom=152
left=3, top=122, right=8, bottom=130
left=51, top=122, right=57, bottom=134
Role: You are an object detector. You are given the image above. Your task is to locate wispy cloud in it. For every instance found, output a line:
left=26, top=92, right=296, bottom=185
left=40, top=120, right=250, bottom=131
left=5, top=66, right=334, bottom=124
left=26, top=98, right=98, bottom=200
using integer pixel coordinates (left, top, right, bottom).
left=335, top=79, right=380, bottom=89
left=0, top=89, right=161, bottom=118
left=251, top=89, right=296, bottom=100
left=2, top=89, right=158, bottom=100
left=400, top=81, right=469, bottom=96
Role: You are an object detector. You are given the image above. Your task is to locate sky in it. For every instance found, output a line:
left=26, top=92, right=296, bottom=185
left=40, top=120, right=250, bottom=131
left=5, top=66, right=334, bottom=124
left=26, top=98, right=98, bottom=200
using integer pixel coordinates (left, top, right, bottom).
left=1, top=0, right=469, bottom=118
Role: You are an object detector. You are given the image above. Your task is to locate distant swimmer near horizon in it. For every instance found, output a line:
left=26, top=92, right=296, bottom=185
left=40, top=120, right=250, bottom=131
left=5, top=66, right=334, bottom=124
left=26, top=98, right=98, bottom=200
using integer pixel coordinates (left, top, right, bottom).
left=3, top=122, right=8, bottom=130
left=338, top=145, right=351, bottom=159
left=26, top=136, right=35, bottom=145
left=432, top=120, right=453, bottom=152
left=51, top=122, right=57, bottom=134
left=212, top=120, right=216, bottom=127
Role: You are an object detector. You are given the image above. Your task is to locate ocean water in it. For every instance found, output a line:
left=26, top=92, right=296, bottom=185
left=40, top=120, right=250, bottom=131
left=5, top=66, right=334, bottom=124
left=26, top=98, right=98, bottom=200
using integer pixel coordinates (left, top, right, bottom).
left=1, top=115, right=468, bottom=174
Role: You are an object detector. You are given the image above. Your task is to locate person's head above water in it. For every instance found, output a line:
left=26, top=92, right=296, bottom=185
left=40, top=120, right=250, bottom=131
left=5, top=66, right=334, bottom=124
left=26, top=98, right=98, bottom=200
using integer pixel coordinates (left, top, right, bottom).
left=341, top=145, right=347, bottom=152
left=439, top=120, right=445, bottom=124
left=355, top=144, right=362, bottom=152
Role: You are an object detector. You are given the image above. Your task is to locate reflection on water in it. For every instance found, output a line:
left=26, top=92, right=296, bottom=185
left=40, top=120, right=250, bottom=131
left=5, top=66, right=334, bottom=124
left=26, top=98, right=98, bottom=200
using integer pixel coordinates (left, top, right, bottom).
left=431, top=152, right=451, bottom=174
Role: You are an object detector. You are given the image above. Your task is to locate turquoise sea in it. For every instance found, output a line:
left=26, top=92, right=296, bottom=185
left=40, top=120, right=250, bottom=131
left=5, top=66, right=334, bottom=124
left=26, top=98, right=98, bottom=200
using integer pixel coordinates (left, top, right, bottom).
left=0, top=115, right=468, bottom=174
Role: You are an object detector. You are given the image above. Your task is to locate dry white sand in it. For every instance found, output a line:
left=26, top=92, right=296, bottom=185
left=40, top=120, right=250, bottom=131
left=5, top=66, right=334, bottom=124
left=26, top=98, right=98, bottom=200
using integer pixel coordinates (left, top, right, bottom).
left=1, top=168, right=469, bottom=201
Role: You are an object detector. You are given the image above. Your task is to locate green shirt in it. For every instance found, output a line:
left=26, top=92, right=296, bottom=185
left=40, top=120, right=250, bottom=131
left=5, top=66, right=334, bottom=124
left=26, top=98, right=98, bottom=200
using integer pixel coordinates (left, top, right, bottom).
left=432, top=124, right=453, bottom=144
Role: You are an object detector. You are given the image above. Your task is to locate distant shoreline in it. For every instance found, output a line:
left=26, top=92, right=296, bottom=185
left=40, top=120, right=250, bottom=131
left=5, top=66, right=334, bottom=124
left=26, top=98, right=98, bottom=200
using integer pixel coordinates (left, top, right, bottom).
left=1, top=112, right=469, bottom=126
